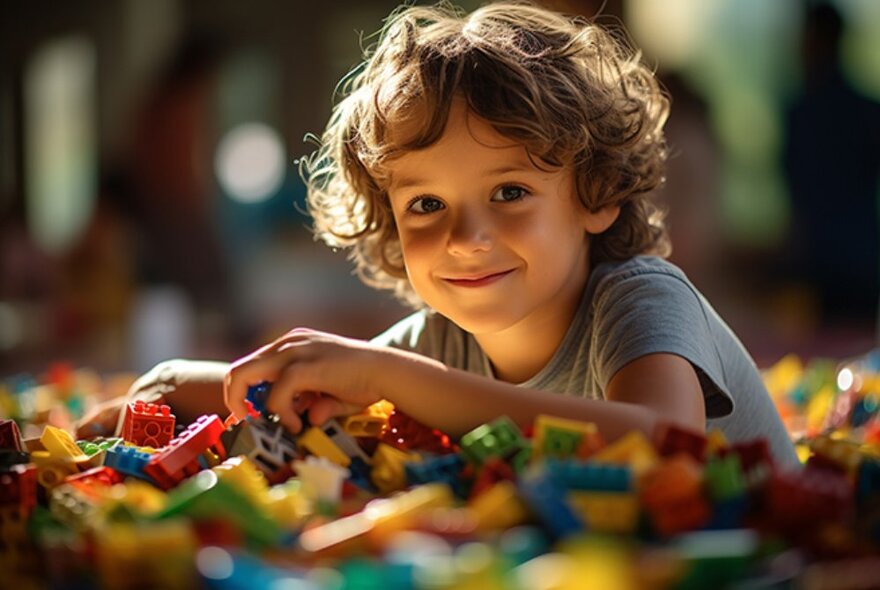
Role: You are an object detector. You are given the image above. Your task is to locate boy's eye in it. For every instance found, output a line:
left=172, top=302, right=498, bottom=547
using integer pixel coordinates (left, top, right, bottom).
left=491, top=185, right=527, bottom=202
left=408, top=196, right=444, bottom=214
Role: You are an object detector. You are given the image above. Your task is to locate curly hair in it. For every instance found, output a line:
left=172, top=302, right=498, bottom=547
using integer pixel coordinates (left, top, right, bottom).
left=302, top=1, right=671, bottom=308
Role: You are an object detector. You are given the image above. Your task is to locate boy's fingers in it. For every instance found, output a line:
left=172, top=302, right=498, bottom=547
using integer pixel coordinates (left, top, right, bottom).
left=224, top=348, right=301, bottom=418
left=272, top=402, right=304, bottom=435
left=223, top=371, right=250, bottom=419
left=293, top=391, right=319, bottom=414
left=307, top=396, right=352, bottom=427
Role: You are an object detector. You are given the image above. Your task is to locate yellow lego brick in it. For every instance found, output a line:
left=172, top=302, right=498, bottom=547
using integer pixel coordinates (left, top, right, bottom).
left=795, top=443, right=812, bottom=464
left=100, top=479, right=167, bottom=517
left=370, top=443, right=418, bottom=494
left=340, top=414, right=386, bottom=438
left=30, top=450, right=79, bottom=489
left=121, top=442, right=158, bottom=454
left=40, top=425, right=88, bottom=462
left=806, top=386, right=835, bottom=435
left=212, top=456, right=270, bottom=508
left=567, top=491, right=639, bottom=534
left=367, top=399, right=395, bottom=419
left=299, top=482, right=455, bottom=554
left=49, top=483, right=102, bottom=532
left=367, top=482, right=456, bottom=535
left=591, top=431, right=659, bottom=477
left=341, top=400, right=395, bottom=437
left=551, top=536, right=638, bottom=590
left=95, top=520, right=198, bottom=590
left=859, top=442, right=880, bottom=460
left=705, top=429, right=729, bottom=456
left=297, top=427, right=351, bottom=467
left=533, top=414, right=602, bottom=460
left=0, top=505, right=31, bottom=540
left=0, top=505, right=39, bottom=579
left=811, top=434, right=862, bottom=477
left=267, top=479, right=314, bottom=528
left=468, top=480, right=529, bottom=531
left=762, top=354, right=803, bottom=401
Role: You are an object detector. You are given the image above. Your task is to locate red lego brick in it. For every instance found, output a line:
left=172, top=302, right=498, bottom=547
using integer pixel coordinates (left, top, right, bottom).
left=765, top=465, right=853, bottom=532
left=0, top=463, right=37, bottom=516
left=64, top=466, right=124, bottom=491
left=380, top=409, right=457, bottom=455
left=650, top=496, right=712, bottom=537
left=654, top=422, right=708, bottom=462
left=721, top=439, right=773, bottom=472
left=121, top=400, right=176, bottom=448
left=144, top=414, right=226, bottom=490
left=469, top=457, right=516, bottom=500
left=0, top=420, right=24, bottom=451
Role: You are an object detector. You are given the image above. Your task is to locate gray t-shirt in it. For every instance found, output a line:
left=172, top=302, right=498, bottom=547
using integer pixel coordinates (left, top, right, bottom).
left=372, top=255, right=800, bottom=467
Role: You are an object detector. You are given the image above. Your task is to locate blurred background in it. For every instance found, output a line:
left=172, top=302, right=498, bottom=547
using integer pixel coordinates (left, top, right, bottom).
left=1, top=0, right=878, bottom=379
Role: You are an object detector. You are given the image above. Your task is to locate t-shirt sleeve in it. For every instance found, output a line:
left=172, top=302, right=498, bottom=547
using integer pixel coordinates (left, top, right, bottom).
left=370, top=310, right=430, bottom=353
left=590, top=270, right=735, bottom=419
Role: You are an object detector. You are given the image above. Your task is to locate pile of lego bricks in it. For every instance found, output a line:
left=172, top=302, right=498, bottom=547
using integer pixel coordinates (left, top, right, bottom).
left=0, top=355, right=879, bottom=590
left=762, top=350, right=880, bottom=452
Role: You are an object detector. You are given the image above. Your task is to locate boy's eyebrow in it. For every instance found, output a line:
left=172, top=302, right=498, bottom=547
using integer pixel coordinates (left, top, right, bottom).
left=390, top=164, right=538, bottom=192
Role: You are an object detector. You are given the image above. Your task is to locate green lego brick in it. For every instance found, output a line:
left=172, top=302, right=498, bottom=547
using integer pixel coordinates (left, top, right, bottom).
left=156, top=469, right=281, bottom=548
left=460, top=417, right=526, bottom=466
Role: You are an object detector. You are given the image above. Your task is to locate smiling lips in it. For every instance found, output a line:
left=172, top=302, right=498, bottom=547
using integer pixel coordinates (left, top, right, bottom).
left=443, top=269, right=514, bottom=287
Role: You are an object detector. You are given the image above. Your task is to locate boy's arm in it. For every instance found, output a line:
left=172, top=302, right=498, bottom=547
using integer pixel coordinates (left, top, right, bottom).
left=225, top=328, right=707, bottom=442
left=361, top=347, right=705, bottom=441
left=74, top=359, right=229, bottom=438
left=127, top=359, right=230, bottom=427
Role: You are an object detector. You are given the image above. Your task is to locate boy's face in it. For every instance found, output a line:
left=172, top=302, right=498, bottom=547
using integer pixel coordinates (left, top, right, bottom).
left=386, top=101, right=606, bottom=338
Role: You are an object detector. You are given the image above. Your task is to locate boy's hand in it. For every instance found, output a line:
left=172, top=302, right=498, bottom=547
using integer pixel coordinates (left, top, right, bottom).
left=224, top=328, right=384, bottom=434
left=74, top=397, right=127, bottom=439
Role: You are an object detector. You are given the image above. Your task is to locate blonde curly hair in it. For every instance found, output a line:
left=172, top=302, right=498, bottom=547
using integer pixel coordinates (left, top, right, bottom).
left=302, top=1, right=670, bottom=308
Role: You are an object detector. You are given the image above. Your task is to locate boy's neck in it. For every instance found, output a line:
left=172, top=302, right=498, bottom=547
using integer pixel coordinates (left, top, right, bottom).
left=473, top=269, right=590, bottom=384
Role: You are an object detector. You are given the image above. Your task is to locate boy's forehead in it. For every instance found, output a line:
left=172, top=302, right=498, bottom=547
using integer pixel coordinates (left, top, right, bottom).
left=387, top=102, right=537, bottom=187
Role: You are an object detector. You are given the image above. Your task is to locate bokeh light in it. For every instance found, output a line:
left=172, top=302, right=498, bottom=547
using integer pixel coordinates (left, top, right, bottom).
left=214, top=122, right=286, bottom=204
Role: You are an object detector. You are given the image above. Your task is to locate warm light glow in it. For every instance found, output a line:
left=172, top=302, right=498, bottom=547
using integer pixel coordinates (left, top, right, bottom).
left=195, top=546, right=233, bottom=580
left=837, top=367, right=854, bottom=391
left=0, top=303, right=22, bottom=351
left=626, top=0, right=713, bottom=67
left=215, top=122, right=286, bottom=203
left=24, top=36, right=97, bottom=254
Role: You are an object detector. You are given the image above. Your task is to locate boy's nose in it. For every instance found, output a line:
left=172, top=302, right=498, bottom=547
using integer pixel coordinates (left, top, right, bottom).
left=447, top=209, right=493, bottom=255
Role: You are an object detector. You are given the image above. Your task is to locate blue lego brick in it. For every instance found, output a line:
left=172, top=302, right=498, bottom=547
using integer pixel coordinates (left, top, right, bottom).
left=104, top=445, right=154, bottom=481
left=246, top=382, right=272, bottom=417
left=543, top=458, right=631, bottom=492
left=405, top=453, right=469, bottom=498
left=857, top=459, right=880, bottom=508
left=347, top=456, right=378, bottom=493
left=706, top=496, right=750, bottom=530
left=199, top=548, right=319, bottom=590
left=517, top=469, right=585, bottom=540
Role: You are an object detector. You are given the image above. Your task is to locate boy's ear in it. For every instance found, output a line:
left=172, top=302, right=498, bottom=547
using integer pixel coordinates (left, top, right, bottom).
left=583, top=204, right=621, bottom=234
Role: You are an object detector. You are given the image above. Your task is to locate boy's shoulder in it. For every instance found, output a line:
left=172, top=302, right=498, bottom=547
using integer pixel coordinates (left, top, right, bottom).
left=590, top=255, right=689, bottom=292
left=586, top=255, right=707, bottom=319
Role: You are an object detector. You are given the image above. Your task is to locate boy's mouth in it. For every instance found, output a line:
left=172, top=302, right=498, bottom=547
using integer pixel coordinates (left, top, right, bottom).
left=442, top=269, right=514, bottom=287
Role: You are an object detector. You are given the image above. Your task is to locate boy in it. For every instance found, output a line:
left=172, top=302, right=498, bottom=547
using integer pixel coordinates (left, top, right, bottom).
left=84, top=2, right=800, bottom=467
